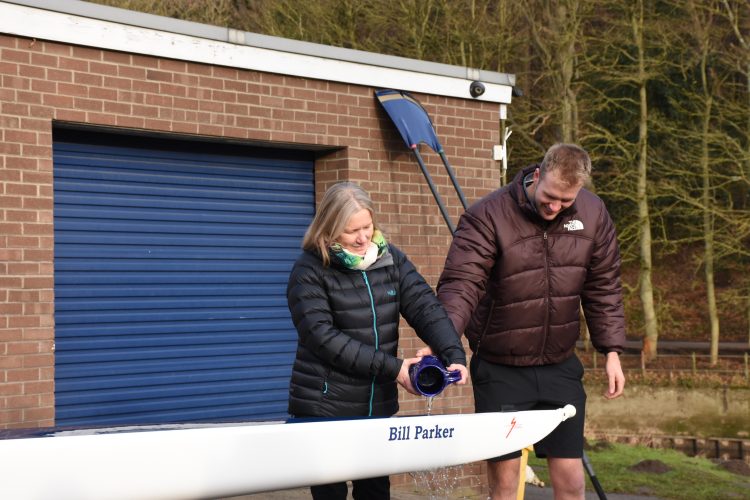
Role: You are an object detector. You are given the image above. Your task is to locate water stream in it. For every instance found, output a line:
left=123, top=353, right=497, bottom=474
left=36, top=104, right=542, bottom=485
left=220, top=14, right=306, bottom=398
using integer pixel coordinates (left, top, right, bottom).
left=408, top=396, right=463, bottom=499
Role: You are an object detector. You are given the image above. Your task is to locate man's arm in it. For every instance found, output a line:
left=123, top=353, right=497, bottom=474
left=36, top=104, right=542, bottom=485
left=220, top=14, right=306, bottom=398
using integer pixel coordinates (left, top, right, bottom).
left=437, top=209, right=498, bottom=335
left=581, top=203, right=627, bottom=354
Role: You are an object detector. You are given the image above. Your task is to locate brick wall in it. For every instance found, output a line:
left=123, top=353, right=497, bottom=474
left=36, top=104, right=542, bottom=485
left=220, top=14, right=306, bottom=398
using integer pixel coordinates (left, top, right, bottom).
left=1, top=29, right=503, bottom=496
left=1, top=31, right=501, bottom=483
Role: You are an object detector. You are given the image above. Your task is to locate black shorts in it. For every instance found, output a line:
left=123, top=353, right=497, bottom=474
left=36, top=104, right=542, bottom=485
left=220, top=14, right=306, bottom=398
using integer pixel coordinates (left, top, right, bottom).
left=471, top=354, right=586, bottom=461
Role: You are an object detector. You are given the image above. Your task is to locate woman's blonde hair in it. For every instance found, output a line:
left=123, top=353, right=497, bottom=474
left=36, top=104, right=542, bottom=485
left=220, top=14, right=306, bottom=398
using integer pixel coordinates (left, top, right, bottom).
left=302, top=182, right=378, bottom=266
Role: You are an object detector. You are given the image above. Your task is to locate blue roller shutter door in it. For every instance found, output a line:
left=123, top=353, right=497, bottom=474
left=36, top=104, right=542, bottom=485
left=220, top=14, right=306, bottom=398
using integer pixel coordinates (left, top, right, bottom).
left=53, top=131, right=313, bottom=425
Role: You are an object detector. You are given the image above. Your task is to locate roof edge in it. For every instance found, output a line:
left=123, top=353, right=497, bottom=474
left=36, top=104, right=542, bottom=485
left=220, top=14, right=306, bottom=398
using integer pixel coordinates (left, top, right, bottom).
left=3, top=0, right=515, bottom=87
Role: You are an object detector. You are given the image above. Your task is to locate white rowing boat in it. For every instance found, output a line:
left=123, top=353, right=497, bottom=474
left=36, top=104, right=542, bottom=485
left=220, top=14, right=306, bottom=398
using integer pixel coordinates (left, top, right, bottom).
left=0, top=405, right=575, bottom=499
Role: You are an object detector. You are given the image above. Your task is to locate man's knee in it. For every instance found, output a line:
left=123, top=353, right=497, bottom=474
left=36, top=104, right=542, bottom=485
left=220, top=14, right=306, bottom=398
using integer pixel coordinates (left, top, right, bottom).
left=487, top=458, right=521, bottom=500
left=548, top=457, right=585, bottom=499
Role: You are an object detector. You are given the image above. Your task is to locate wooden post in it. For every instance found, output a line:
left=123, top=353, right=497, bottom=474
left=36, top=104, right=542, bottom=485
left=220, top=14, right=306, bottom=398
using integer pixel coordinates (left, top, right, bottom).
left=691, top=352, right=697, bottom=375
left=516, top=446, right=532, bottom=500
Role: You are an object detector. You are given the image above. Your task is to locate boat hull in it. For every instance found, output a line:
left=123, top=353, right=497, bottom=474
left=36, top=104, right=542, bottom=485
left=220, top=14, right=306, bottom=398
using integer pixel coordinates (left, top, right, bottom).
left=0, top=405, right=575, bottom=499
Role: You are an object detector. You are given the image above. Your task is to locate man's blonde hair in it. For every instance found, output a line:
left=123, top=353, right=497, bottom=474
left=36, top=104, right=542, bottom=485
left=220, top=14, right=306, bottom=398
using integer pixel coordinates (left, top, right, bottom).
left=302, top=182, right=378, bottom=266
left=540, top=143, right=592, bottom=188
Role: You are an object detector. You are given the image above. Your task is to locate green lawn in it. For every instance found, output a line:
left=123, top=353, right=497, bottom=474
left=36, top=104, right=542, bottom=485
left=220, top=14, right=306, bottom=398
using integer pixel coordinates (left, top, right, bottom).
left=527, top=442, right=750, bottom=500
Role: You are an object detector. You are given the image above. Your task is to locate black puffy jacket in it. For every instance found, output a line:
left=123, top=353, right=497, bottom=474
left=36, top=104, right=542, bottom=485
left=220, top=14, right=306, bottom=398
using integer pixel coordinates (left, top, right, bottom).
left=287, top=244, right=466, bottom=417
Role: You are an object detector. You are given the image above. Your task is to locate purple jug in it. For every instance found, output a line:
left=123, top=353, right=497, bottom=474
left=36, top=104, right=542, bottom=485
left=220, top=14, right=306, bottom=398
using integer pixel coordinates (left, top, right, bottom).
left=408, top=355, right=462, bottom=397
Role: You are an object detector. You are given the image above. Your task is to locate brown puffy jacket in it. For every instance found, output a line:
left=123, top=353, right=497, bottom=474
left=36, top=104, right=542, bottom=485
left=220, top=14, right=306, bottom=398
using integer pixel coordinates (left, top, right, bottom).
left=437, top=166, right=626, bottom=366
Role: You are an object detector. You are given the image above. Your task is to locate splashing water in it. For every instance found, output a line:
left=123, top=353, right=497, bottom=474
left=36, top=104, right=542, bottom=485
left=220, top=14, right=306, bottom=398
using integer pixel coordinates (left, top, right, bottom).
left=409, top=465, right=463, bottom=499
left=408, top=395, right=464, bottom=498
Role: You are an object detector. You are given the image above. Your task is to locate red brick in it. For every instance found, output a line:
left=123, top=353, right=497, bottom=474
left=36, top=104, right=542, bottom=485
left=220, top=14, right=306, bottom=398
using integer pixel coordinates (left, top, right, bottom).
left=0, top=410, right=24, bottom=426
left=23, top=406, right=55, bottom=424
left=103, top=75, right=132, bottom=90
left=23, top=198, right=53, bottom=210
left=118, top=65, right=146, bottom=79
left=20, top=117, right=50, bottom=132
left=146, top=69, right=173, bottom=82
left=133, top=80, right=160, bottom=93
left=159, top=59, right=187, bottom=72
left=74, top=98, right=103, bottom=112
left=0, top=353, right=23, bottom=369
left=0, top=35, right=17, bottom=48
left=30, top=52, right=57, bottom=67
left=58, top=56, right=88, bottom=72
left=102, top=51, right=130, bottom=64
left=115, top=115, right=145, bottom=128
left=57, top=82, right=89, bottom=97
left=2, top=48, right=30, bottom=64
left=0, top=383, right=23, bottom=397
left=116, top=90, right=141, bottom=104
left=22, top=354, right=54, bottom=368
left=21, top=277, right=52, bottom=289
left=6, top=182, right=37, bottom=195
left=21, top=328, right=53, bottom=341
left=74, top=72, right=103, bottom=86
left=131, top=54, right=160, bottom=68
left=89, top=86, right=117, bottom=101
left=103, top=101, right=131, bottom=114
left=42, top=94, right=73, bottom=108
left=23, top=380, right=54, bottom=396
left=86, top=112, right=117, bottom=126
left=18, top=64, right=44, bottom=80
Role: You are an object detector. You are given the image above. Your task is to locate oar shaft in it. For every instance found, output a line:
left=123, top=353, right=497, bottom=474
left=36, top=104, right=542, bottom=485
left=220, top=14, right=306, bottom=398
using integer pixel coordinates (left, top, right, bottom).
left=582, top=451, right=608, bottom=500
left=413, top=148, right=456, bottom=234
left=438, top=151, right=468, bottom=210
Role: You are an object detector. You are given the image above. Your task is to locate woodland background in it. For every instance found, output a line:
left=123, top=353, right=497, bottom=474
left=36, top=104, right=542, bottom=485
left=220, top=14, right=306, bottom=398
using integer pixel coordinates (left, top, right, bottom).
left=88, top=0, right=750, bottom=363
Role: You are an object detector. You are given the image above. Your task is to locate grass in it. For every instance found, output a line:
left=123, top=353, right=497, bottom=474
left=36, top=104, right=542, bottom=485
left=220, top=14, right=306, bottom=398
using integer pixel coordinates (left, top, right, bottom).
left=527, top=442, right=750, bottom=500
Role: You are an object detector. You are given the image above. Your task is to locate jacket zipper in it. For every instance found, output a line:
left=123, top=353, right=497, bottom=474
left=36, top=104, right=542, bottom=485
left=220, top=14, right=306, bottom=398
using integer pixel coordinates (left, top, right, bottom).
left=361, top=271, right=378, bottom=416
left=540, top=231, right=550, bottom=356
left=475, top=298, right=495, bottom=358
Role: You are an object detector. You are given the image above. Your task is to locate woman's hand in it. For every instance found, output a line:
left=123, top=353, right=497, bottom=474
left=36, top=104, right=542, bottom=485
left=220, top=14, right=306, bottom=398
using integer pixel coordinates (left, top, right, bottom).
left=415, top=346, right=433, bottom=357
left=396, top=357, right=422, bottom=396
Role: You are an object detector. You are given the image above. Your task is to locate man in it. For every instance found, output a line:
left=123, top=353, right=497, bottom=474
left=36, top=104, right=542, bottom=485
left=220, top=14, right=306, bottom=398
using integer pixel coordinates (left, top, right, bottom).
left=437, top=143, right=626, bottom=500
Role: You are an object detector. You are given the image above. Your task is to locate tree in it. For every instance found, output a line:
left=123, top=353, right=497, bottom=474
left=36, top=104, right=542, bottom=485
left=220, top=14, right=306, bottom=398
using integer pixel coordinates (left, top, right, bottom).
left=721, top=0, right=750, bottom=347
left=632, top=0, right=659, bottom=361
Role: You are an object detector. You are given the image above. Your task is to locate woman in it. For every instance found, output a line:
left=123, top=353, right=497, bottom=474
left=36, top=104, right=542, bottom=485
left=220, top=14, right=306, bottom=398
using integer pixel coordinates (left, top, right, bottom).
left=287, top=182, right=468, bottom=500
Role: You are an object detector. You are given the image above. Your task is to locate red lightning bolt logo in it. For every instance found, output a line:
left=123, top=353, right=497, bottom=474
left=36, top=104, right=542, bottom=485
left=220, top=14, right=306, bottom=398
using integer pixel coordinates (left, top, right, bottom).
left=505, top=417, right=517, bottom=438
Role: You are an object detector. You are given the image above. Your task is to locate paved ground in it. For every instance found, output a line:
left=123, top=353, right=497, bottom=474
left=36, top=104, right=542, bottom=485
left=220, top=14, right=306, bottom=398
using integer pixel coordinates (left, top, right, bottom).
left=223, top=485, right=664, bottom=499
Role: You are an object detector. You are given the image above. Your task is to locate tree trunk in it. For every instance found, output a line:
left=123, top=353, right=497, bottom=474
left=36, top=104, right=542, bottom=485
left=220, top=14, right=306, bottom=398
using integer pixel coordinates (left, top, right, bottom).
left=747, top=59, right=750, bottom=350
left=634, top=0, right=658, bottom=362
left=701, top=92, right=720, bottom=365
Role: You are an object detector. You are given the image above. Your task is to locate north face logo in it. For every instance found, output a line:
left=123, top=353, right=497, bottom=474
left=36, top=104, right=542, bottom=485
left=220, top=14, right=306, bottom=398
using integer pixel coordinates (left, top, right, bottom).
left=564, top=219, right=584, bottom=231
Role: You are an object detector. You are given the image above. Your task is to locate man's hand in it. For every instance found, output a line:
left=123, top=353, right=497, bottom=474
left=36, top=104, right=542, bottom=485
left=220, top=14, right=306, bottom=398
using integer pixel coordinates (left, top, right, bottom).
left=604, top=351, right=625, bottom=399
left=447, top=363, right=469, bottom=385
left=414, top=346, right=468, bottom=385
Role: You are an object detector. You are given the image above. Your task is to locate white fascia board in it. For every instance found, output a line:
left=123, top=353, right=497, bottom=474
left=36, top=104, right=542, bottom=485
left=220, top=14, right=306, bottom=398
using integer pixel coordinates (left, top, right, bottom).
left=0, top=1, right=513, bottom=103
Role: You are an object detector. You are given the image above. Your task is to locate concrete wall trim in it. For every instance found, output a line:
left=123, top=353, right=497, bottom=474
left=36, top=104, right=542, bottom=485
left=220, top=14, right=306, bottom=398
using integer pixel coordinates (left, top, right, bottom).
left=0, top=0, right=513, bottom=103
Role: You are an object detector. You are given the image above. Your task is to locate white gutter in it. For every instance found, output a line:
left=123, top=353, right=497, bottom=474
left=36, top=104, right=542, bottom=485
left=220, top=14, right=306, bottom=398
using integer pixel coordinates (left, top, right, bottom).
left=0, top=0, right=514, bottom=104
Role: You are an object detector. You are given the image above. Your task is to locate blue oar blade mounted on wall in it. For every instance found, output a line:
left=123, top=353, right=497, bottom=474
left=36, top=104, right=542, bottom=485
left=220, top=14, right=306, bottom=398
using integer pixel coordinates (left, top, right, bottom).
left=375, top=89, right=468, bottom=235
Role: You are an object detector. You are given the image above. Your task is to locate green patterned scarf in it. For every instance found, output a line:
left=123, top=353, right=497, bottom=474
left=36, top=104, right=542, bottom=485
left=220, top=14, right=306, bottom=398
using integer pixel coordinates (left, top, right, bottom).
left=330, top=230, right=388, bottom=270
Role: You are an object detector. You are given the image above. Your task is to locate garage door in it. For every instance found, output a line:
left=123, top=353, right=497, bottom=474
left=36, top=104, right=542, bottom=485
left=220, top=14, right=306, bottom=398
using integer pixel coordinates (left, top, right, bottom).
left=53, top=129, right=314, bottom=425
